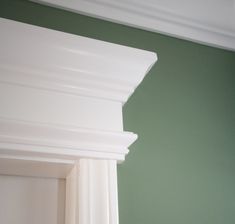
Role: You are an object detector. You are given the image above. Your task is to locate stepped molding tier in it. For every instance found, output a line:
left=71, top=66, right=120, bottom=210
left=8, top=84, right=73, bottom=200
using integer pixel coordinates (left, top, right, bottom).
left=0, top=18, right=157, bottom=224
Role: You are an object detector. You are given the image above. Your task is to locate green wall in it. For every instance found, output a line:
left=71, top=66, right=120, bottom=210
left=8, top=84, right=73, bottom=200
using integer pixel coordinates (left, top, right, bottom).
left=1, top=1, right=235, bottom=224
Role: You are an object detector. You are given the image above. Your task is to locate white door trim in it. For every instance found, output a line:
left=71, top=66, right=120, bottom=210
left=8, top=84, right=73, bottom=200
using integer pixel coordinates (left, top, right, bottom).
left=0, top=18, right=157, bottom=224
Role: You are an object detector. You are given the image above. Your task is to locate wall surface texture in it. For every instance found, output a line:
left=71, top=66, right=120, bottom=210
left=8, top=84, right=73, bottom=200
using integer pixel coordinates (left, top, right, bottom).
left=1, top=1, right=235, bottom=224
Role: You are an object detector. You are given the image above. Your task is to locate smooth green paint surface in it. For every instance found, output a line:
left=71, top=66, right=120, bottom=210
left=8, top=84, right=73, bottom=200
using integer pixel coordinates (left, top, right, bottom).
left=1, top=1, right=235, bottom=224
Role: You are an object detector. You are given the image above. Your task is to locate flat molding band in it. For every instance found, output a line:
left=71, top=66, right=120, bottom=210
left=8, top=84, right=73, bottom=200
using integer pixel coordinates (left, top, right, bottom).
left=0, top=117, right=137, bottom=162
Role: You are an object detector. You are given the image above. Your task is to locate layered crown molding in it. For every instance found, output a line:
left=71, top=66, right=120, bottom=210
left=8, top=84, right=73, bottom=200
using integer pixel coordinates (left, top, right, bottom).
left=0, top=18, right=157, bottom=224
left=34, top=0, right=235, bottom=51
left=0, top=18, right=157, bottom=175
left=0, top=17, right=156, bottom=103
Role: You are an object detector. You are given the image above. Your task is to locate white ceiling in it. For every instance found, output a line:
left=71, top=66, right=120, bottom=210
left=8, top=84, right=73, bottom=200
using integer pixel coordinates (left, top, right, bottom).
left=34, top=0, right=235, bottom=51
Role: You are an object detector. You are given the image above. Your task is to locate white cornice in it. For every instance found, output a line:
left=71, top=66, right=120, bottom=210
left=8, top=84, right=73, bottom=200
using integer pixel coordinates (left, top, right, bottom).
left=0, top=18, right=157, bottom=103
left=0, top=18, right=157, bottom=171
left=0, top=18, right=157, bottom=223
left=34, top=0, right=235, bottom=51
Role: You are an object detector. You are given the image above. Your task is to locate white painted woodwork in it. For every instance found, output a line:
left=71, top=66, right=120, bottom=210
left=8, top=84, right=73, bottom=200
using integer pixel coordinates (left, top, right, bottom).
left=0, top=18, right=157, bottom=224
left=0, top=175, right=65, bottom=224
left=0, top=18, right=156, bottom=167
left=0, top=117, right=137, bottom=163
left=65, top=159, right=118, bottom=224
left=34, top=0, right=235, bottom=51
left=0, top=157, right=73, bottom=178
left=0, top=17, right=156, bottom=104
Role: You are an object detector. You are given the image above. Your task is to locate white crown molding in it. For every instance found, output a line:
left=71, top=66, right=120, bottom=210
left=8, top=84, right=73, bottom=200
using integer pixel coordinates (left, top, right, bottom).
left=0, top=18, right=156, bottom=224
left=0, top=18, right=157, bottom=103
left=0, top=18, right=156, bottom=164
left=0, top=17, right=157, bottom=169
left=34, top=0, right=235, bottom=51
